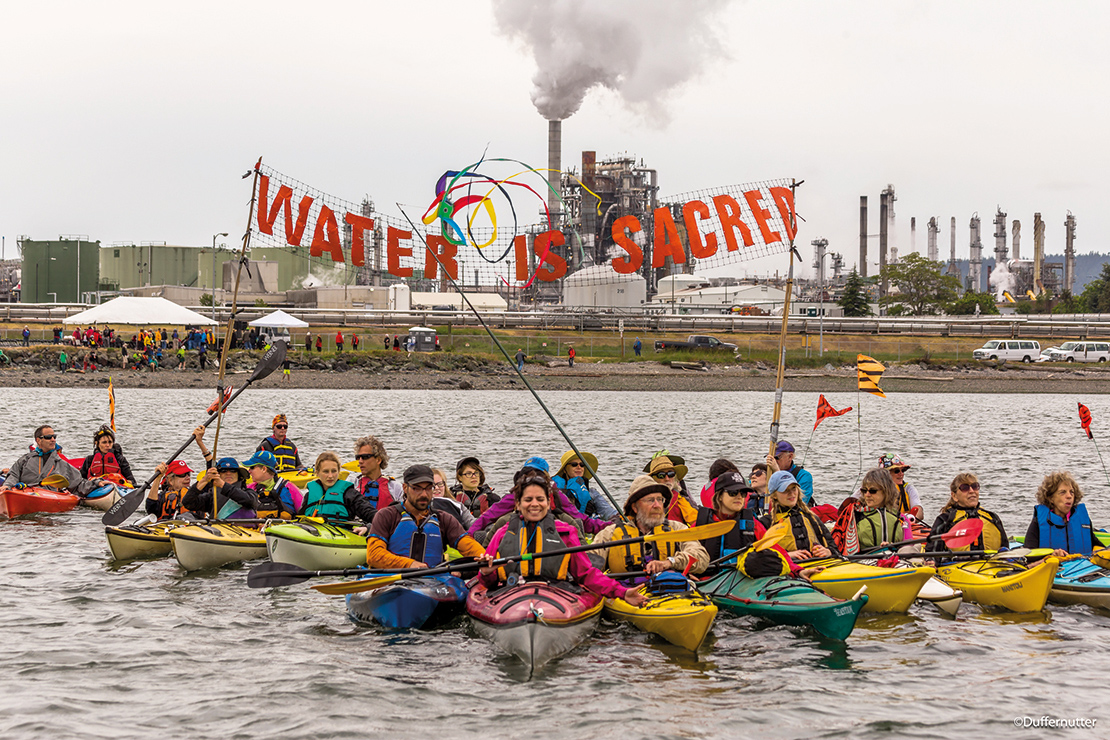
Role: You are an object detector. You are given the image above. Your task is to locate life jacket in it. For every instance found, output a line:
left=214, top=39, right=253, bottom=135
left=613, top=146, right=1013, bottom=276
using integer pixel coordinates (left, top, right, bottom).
left=159, top=488, right=188, bottom=520
left=605, top=521, right=679, bottom=573
left=358, top=476, right=394, bottom=509
left=303, top=479, right=356, bottom=519
left=497, top=513, right=571, bottom=582
left=554, top=475, right=596, bottom=516
left=1035, top=503, right=1094, bottom=555
left=896, top=482, right=913, bottom=516
left=453, top=484, right=493, bottom=515
left=854, top=508, right=902, bottom=550
left=254, top=478, right=294, bottom=520
left=770, top=506, right=833, bottom=553
left=262, top=436, right=299, bottom=472
left=667, top=495, right=699, bottom=527
left=387, top=509, right=445, bottom=566
left=947, top=506, right=1006, bottom=552
left=86, top=450, right=122, bottom=478
left=695, top=506, right=756, bottom=564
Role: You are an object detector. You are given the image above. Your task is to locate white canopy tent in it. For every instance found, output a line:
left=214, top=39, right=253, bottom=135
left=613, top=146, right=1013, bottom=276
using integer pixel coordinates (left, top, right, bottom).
left=63, top=297, right=218, bottom=326
left=247, top=309, right=309, bottom=329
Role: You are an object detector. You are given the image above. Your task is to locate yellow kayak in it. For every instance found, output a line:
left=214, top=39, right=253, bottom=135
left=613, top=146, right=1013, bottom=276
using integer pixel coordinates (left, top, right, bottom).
left=278, top=467, right=350, bottom=490
left=937, top=556, right=1059, bottom=612
left=105, top=519, right=187, bottom=560
left=603, top=586, right=717, bottom=652
left=170, top=522, right=270, bottom=572
left=807, top=558, right=936, bottom=613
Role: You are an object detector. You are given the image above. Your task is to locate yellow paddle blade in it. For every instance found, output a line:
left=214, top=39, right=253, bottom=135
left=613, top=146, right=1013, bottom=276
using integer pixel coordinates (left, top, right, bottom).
left=643, top=518, right=734, bottom=544
left=341, top=461, right=359, bottom=472
left=312, top=573, right=402, bottom=595
left=41, top=473, right=70, bottom=488
left=754, top=521, right=790, bottom=551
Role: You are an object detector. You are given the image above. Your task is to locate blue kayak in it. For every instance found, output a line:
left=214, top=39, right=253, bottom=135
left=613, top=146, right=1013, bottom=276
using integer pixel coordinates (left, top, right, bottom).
left=346, top=574, right=469, bottom=629
left=1049, top=557, right=1110, bottom=611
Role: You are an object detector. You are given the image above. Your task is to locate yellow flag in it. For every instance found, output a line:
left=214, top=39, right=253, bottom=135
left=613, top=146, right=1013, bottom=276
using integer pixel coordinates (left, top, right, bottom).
left=857, top=354, right=886, bottom=398
left=108, top=376, right=117, bottom=432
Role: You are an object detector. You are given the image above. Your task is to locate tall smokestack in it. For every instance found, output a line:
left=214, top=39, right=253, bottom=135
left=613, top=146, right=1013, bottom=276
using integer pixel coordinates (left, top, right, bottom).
left=927, top=217, right=938, bottom=261
left=1065, top=211, right=1077, bottom=293
left=1012, top=220, right=1021, bottom=260
left=969, top=213, right=982, bottom=293
left=547, top=119, right=562, bottom=226
left=1033, top=212, right=1044, bottom=293
left=948, top=216, right=958, bottom=279
left=859, top=196, right=868, bottom=278
left=910, top=216, right=916, bottom=258
left=993, top=207, right=1008, bottom=265
left=879, top=191, right=889, bottom=297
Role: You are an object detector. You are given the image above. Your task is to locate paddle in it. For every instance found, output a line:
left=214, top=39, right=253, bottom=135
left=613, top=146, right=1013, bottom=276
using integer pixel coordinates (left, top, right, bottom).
left=860, top=519, right=983, bottom=554
left=40, top=473, right=71, bottom=490
left=305, top=519, right=738, bottom=595
left=101, top=342, right=287, bottom=526
left=839, top=547, right=1044, bottom=561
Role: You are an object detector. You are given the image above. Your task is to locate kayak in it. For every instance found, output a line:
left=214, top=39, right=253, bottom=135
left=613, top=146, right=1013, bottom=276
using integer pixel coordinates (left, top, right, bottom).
left=467, top=581, right=603, bottom=674
left=0, top=485, right=80, bottom=518
left=170, top=522, right=269, bottom=571
left=79, top=483, right=122, bottom=512
left=806, top=558, right=936, bottom=613
left=265, top=519, right=367, bottom=570
left=603, top=584, right=717, bottom=652
left=697, top=568, right=866, bottom=641
left=347, top=574, right=468, bottom=629
left=105, top=519, right=189, bottom=560
left=936, top=556, right=1059, bottom=612
left=1048, top=556, right=1110, bottom=611
left=913, top=573, right=964, bottom=616
left=278, top=467, right=350, bottom=490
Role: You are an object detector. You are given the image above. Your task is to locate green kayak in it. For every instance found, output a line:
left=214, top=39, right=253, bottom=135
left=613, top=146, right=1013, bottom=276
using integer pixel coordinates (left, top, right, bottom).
left=264, top=519, right=368, bottom=570
left=697, top=568, right=867, bottom=641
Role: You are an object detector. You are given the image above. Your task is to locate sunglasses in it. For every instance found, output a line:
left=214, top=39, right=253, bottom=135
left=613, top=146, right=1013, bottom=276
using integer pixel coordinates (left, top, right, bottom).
left=749, top=469, right=765, bottom=477
left=355, top=453, right=376, bottom=461
left=568, top=461, right=585, bottom=468
left=958, top=482, right=981, bottom=493
left=888, top=467, right=907, bottom=474
left=652, top=470, right=677, bottom=480
left=38, top=434, right=57, bottom=440
left=861, top=487, right=882, bottom=495
left=722, top=490, right=746, bottom=498
left=274, top=424, right=288, bottom=430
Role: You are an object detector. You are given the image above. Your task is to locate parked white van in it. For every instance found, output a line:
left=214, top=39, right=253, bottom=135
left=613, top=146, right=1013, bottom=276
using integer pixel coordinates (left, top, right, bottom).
left=972, top=339, right=1042, bottom=363
left=1046, top=341, right=1110, bottom=363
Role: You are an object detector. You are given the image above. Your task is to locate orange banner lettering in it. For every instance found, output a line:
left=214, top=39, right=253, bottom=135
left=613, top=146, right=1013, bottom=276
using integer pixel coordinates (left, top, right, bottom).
left=610, top=215, right=643, bottom=274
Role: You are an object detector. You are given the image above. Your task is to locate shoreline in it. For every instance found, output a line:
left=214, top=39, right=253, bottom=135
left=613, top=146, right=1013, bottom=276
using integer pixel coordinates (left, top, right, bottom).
left=5, top=359, right=1110, bottom=393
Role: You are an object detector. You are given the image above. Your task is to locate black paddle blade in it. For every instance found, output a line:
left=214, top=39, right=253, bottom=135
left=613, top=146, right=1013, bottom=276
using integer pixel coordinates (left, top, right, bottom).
left=250, top=341, right=287, bottom=382
left=247, top=561, right=314, bottom=588
left=101, top=483, right=150, bottom=527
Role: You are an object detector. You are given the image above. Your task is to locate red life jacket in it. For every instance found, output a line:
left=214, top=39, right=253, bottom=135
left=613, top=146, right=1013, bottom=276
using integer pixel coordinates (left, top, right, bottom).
left=86, top=450, right=122, bottom=478
left=358, top=476, right=394, bottom=509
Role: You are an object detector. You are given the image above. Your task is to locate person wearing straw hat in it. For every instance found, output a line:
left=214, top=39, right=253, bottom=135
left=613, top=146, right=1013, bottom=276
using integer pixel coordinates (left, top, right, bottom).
left=553, top=450, right=618, bottom=520
left=257, top=414, right=302, bottom=473
left=645, top=455, right=698, bottom=527
left=592, top=475, right=710, bottom=577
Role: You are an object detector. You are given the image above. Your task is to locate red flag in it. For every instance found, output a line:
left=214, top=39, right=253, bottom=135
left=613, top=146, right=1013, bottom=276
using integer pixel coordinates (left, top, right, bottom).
left=1079, top=402, right=1094, bottom=439
left=815, top=394, right=852, bottom=430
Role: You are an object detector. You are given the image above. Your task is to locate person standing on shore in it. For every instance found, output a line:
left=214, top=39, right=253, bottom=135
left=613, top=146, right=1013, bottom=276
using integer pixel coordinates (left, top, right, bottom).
left=633, top=337, right=642, bottom=357
left=335, top=330, right=344, bottom=352
left=352, top=333, right=359, bottom=351
left=568, top=346, right=575, bottom=368
left=305, top=331, right=312, bottom=352
left=59, top=350, right=68, bottom=372
left=22, top=326, right=30, bottom=347
left=315, top=335, right=322, bottom=353
left=198, top=345, right=208, bottom=371
left=514, top=348, right=525, bottom=372
left=383, top=334, right=390, bottom=351
left=281, top=356, right=291, bottom=382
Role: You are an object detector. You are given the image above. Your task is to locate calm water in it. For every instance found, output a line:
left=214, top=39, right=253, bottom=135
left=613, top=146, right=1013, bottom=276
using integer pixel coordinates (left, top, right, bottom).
left=1, top=388, right=1107, bottom=739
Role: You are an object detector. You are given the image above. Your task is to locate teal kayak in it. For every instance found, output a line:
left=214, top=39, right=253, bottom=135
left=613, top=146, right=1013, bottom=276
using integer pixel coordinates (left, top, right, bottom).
left=1049, top=556, right=1110, bottom=611
left=264, top=519, right=367, bottom=570
left=697, top=568, right=867, bottom=641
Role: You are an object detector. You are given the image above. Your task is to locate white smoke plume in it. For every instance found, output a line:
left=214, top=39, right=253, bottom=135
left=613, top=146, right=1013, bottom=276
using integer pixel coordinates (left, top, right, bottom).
left=492, top=0, right=732, bottom=122
left=989, top=259, right=1016, bottom=301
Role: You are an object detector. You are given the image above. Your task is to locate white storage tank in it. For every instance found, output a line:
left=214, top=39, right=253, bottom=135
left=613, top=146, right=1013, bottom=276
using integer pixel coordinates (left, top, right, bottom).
left=562, top=265, right=647, bottom=309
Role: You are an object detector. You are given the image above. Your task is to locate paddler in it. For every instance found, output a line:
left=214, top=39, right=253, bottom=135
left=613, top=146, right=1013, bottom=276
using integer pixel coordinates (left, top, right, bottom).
left=877, top=453, right=924, bottom=521
left=181, top=457, right=258, bottom=519
left=145, top=460, right=195, bottom=520
left=646, top=455, right=698, bottom=527
left=451, top=456, right=499, bottom=515
left=431, top=466, right=475, bottom=528
left=767, top=441, right=815, bottom=506
left=698, top=458, right=741, bottom=508
left=366, top=464, right=486, bottom=569
left=747, top=462, right=771, bottom=514
left=3, top=425, right=82, bottom=489
left=1023, top=471, right=1100, bottom=556
left=80, top=425, right=136, bottom=486
left=591, top=474, right=710, bottom=577
left=927, top=473, right=1009, bottom=553
left=241, top=450, right=303, bottom=519
left=257, top=414, right=302, bottom=472
left=352, top=435, right=403, bottom=514
left=760, top=471, right=837, bottom=561
left=552, top=450, right=619, bottom=520
left=833, top=468, right=906, bottom=552
left=300, top=451, right=376, bottom=527
left=476, top=472, right=646, bottom=606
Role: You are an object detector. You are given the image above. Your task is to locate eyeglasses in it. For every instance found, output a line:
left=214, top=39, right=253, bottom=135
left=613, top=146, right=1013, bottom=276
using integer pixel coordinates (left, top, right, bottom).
left=639, top=495, right=667, bottom=505
left=432, top=482, right=446, bottom=490
left=958, top=482, right=981, bottom=493
left=861, top=487, right=882, bottom=495
left=460, top=470, right=480, bottom=477
left=355, top=453, right=377, bottom=461
left=652, top=471, right=677, bottom=480
left=38, top=434, right=57, bottom=440
left=409, top=483, right=434, bottom=493
left=274, top=424, right=288, bottom=430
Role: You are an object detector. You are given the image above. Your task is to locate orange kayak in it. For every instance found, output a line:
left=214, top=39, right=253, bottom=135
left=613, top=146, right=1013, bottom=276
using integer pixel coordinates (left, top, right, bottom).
left=0, top=485, right=80, bottom=518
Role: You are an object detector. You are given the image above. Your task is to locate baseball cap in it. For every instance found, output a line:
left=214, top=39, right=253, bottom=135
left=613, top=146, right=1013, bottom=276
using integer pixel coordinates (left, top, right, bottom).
left=404, top=464, right=435, bottom=486
left=167, top=460, right=193, bottom=476
left=775, top=441, right=795, bottom=455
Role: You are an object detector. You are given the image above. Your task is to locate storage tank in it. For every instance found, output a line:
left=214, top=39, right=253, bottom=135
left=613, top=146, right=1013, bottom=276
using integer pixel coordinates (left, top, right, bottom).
left=562, top=265, right=646, bottom=309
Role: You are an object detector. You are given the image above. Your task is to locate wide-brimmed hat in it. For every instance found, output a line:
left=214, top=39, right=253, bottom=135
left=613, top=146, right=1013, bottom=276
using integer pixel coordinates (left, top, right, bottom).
left=242, top=450, right=278, bottom=472
left=215, top=456, right=249, bottom=484
left=768, top=470, right=799, bottom=494
left=558, top=450, right=598, bottom=480
left=642, top=450, right=686, bottom=473
left=647, top=455, right=688, bottom=482
left=623, top=474, right=674, bottom=516
left=879, top=453, right=911, bottom=472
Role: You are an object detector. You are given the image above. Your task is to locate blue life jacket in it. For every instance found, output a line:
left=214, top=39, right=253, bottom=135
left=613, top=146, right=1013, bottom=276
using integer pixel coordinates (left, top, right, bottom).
left=552, top=474, right=593, bottom=514
left=1035, top=503, right=1094, bottom=555
left=387, top=509, right=444, bottom=566
left=303, top=479, right=355, bottom=519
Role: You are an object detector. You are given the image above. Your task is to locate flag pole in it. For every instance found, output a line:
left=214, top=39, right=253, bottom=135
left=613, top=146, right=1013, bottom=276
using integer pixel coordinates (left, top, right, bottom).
left=769, top=179, right=801, bottom=459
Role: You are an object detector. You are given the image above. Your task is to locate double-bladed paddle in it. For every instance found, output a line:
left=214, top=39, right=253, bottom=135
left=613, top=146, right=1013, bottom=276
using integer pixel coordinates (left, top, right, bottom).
left=246, top=519, right=737, bottom=593
left=858, top=519, right=984, bottom=555
left=101, top=342, right=287, bottom=526
left=840, top=547, right=1051, bottom=561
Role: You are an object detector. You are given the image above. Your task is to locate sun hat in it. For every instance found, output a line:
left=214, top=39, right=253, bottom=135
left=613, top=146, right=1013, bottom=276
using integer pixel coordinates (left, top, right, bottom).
left=642, top=450, right=686, bottom=473
left=623, top=474, right=674, bottom=516
left=648, top=455, right=688, bottom=482
left=879, top=453, right=911, bottom=471
left=768, top=470, right=798, bottom=494
left=558, top=450, right=598, bottom=480
left=242, top=450, right=278, bottom=472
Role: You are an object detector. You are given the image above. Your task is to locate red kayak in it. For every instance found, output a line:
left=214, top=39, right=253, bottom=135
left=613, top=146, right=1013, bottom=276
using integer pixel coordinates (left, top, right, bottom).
left=467, top=581, right=603, bottom=675
left=0, top=486, right=80, bottom=518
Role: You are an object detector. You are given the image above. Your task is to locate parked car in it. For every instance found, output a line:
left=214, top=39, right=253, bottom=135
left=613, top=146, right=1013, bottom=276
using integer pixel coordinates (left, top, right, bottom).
left=1036, top=346, right=1059, bottom=362
left=1046, top=341, right=1110, bottom=363
left=972, top=339, right=1041, bottom=363
left=654, top=335, right=738, bottom=352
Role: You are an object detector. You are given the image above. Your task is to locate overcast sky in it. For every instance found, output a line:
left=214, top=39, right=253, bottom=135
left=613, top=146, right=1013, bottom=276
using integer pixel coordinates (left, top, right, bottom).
left=3, top=0, right=1107, bottom=280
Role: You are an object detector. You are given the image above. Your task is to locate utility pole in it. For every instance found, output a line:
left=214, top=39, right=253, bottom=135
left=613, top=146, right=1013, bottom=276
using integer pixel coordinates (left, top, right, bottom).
left=212, top=233, right=228, bottom=320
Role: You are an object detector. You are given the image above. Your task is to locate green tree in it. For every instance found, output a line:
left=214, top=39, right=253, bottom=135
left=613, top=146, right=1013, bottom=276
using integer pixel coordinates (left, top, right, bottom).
left=947, top=291, right=1000, bottom=316
left=1053, top=290, right=1087, bottom=314
left=837, top=268, right=872, bottom=316
left=880, top=254, right=962, bottom=316
left=200, top=293, right=213, bottom=307
left=1078, top=263, right=1110, bottom=313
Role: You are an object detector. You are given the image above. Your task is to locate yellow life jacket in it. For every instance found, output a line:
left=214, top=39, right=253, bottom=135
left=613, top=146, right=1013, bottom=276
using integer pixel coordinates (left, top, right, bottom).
left=605, top=521, right=679, bottom=573
left=950, top=508, right=1005, bottom=551
left=770, top=507, right=829, bottom=553
left=496, top=514, right=571, bottom=582
left=736, top=547, right=792, bottom=578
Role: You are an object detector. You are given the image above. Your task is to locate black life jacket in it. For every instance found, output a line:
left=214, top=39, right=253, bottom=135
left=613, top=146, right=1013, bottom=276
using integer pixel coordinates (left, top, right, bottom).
left=254, top=477, right=294, bottom=519
left=695, top=506, right=757, bottom=563
left=497, top=513, right=571, bottom=582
